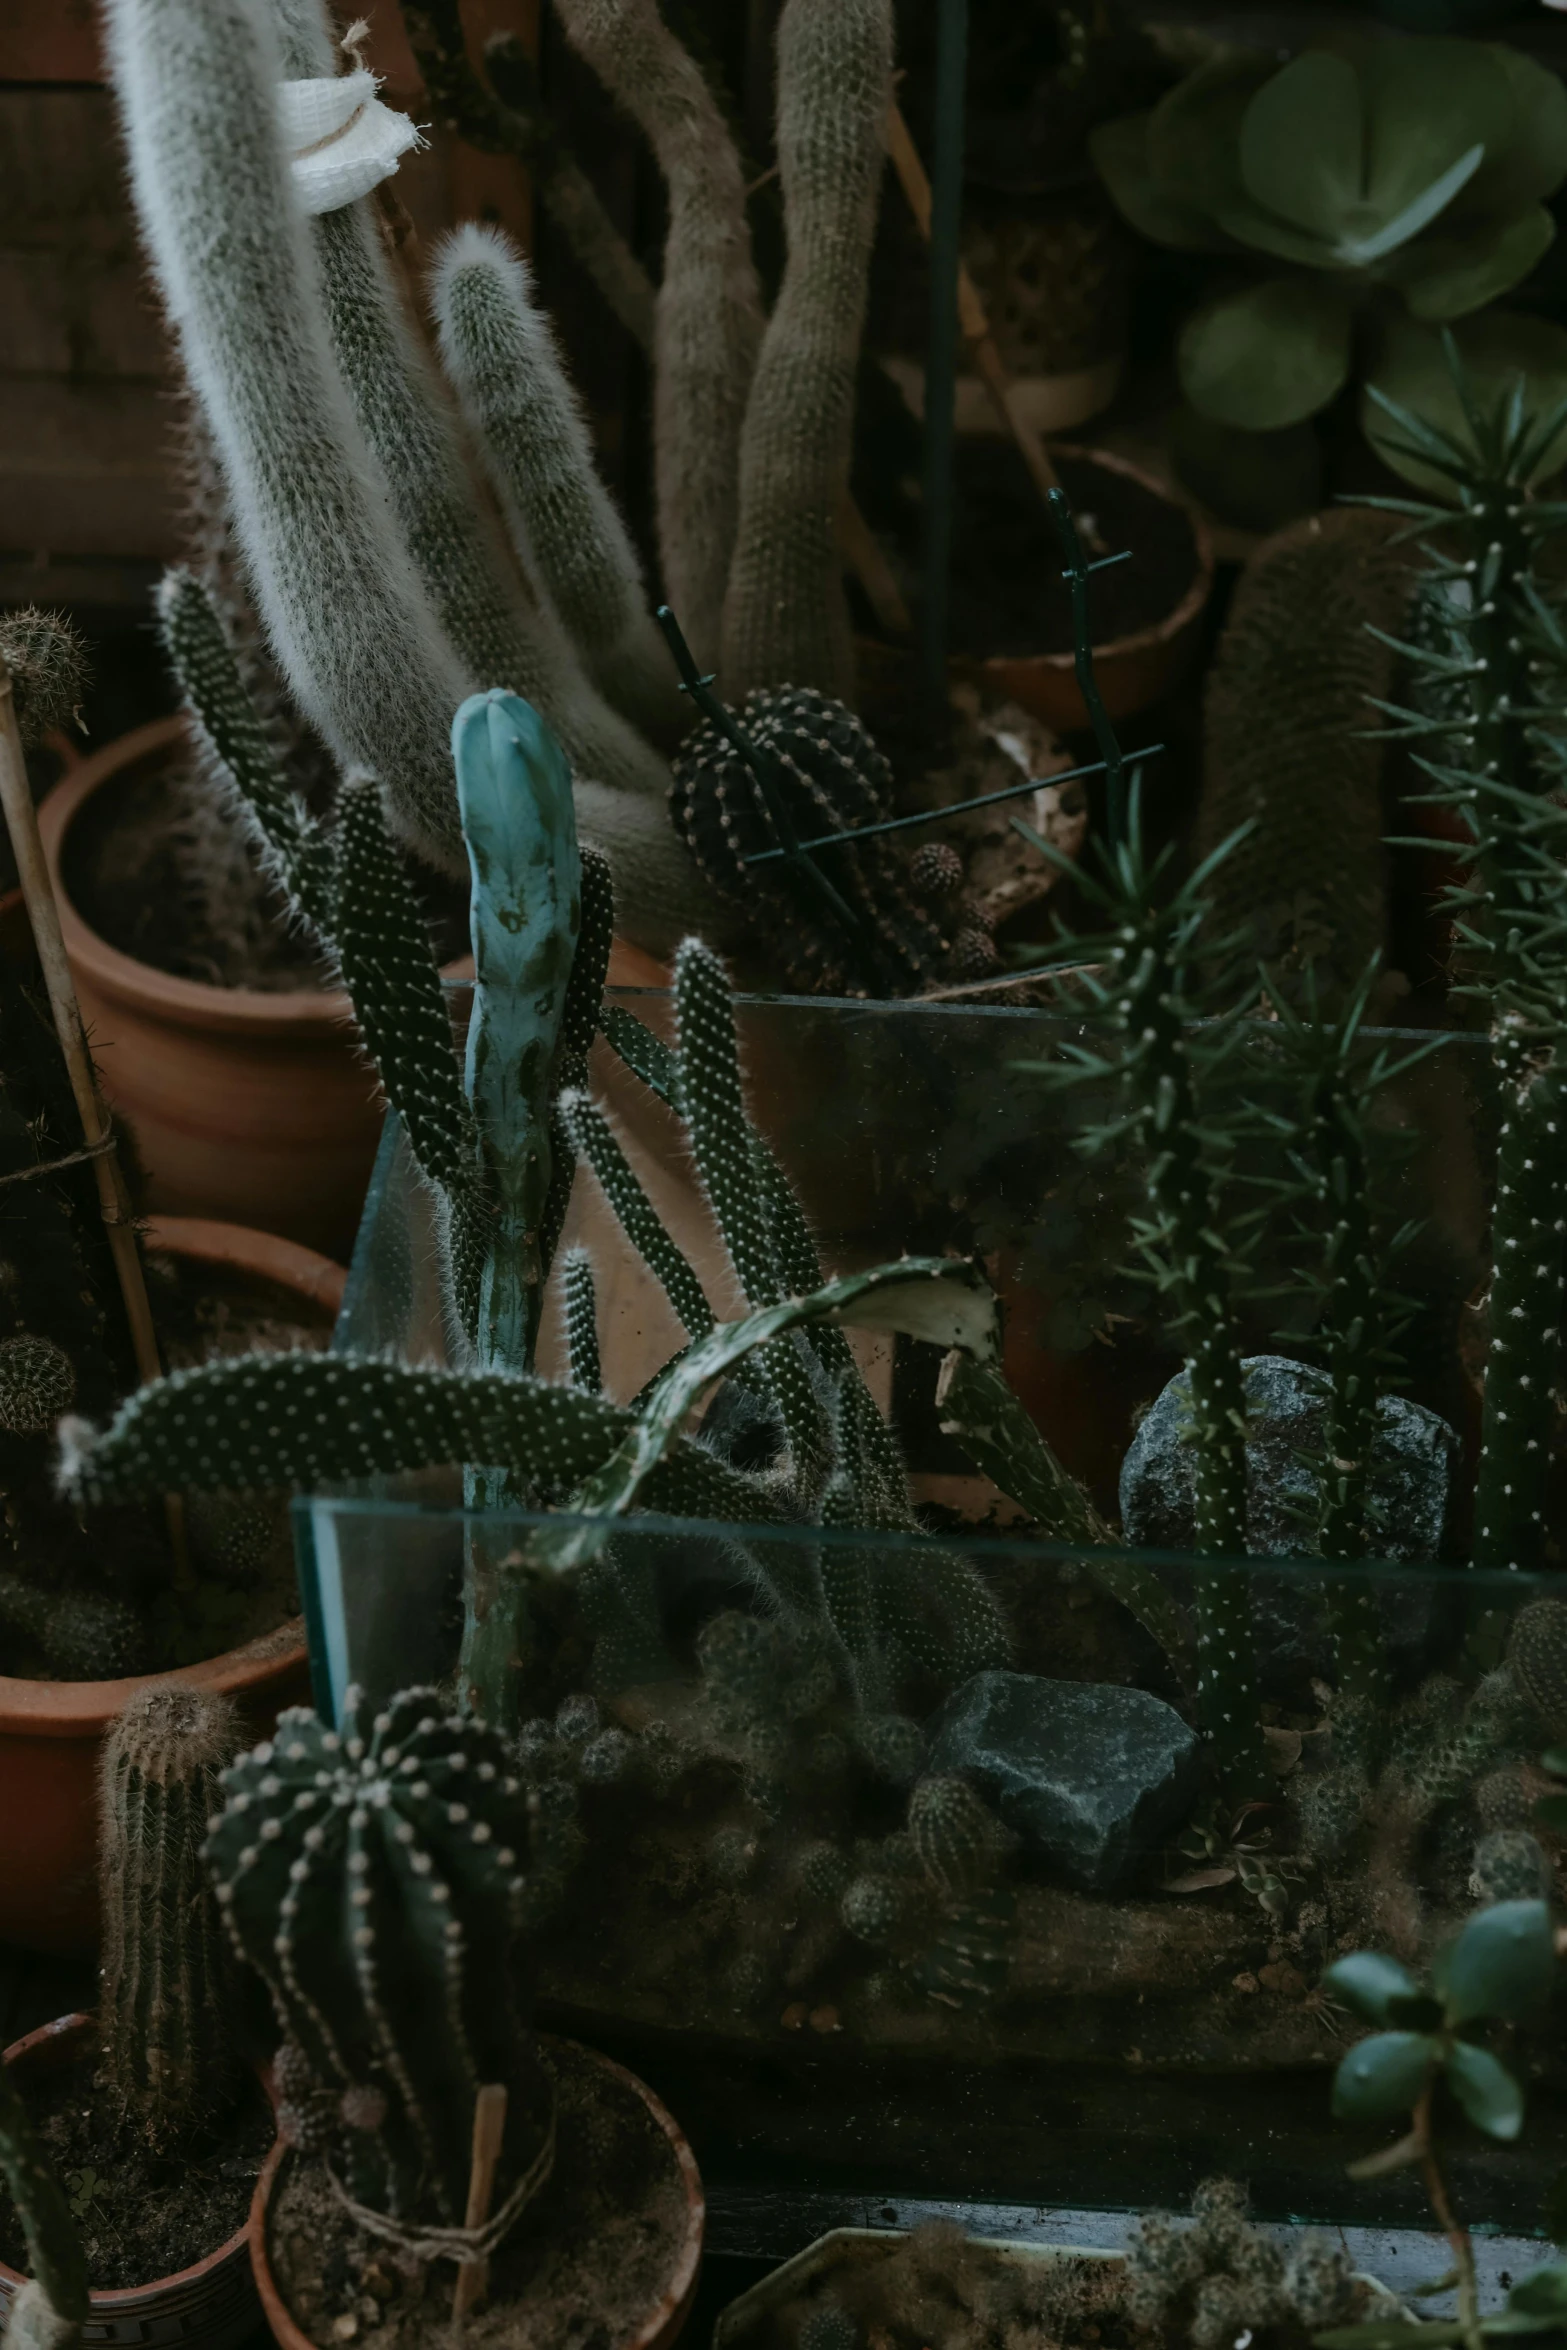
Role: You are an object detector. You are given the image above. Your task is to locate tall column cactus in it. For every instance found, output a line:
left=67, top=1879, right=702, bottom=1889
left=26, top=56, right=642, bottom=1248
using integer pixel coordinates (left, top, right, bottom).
left=98, top=1684, right=243, bottom=2138
left=205, top=1689, right=552, bottom=2227
left=431, top=225, right=681, bottom=746
left=719, top=0, right=894, bottom=706
left=551, top=0, right=764, bottom=673
left=1367, top=352, right=1567, bottom=1573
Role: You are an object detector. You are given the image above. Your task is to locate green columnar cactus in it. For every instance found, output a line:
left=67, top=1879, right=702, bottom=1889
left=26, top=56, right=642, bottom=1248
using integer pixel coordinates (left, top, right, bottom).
left=719, top=0, right=894, bottom=706
left=906, top=1775, right=1001, bottom=1897
left=205, top=1688, right=552, bottom=2227
left=1367, top=352, right=1567, bottom=1573
left=430, top=225, right=681, bottom=745
left=98, top=1684, right=243, bottom=2138
left=1017, top=494, right=1262, bottom=1791
left=0, top=2060, right=88, bottom=2350
left=561, top=1248, right=600, bottom=1395
left=550, top=0, right=764, bottom=676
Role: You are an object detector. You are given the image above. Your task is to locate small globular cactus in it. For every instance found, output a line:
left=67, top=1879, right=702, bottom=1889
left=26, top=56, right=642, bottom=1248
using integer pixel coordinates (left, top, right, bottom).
left=840, top=1871, right=907, bottom=1946
left=908, top=841, right=964, bottom=903
left=1511, top=1599, right=1567, bottom=1737
left=0, top=1338, right=75, bottom=1434
left=204, top=1687, right=550, bottom=2227
left=907, top=1774, right=1002, bottom=1898
left=99, top=1683, right=244, bottom=2138
left=1471, top=1829, right=1553, bottom=1907
left=1125, top=2176, right=1362, bottom=2350
left=0, top=607, right=87, bottom=746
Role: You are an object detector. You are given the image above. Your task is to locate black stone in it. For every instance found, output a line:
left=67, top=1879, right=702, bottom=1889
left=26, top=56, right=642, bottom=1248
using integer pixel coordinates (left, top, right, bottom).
left=924, top=1669, right=1201, bottom=1892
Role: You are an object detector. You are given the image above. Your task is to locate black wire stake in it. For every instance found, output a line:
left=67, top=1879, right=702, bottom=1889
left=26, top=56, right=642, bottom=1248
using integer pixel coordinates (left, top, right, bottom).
left=1046, top=488, right=1128, bottom=849
left=655, top=606, right=885, bottom=969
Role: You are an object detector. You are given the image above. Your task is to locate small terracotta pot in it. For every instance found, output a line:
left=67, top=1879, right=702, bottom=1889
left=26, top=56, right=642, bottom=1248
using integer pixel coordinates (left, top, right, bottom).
left=250, top=2037, right=704, bottom=2350
left=36, top=720, right=670, bottom=1260
left=0, top=1215, right=340, bottom=1955
left=0, top=2015, right=262, bottom=2350
left=959, top=445, right=1215, bottom=734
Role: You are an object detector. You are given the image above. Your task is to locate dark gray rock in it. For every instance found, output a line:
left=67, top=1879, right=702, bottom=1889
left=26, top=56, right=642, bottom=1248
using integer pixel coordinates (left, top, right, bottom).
left=924, top=1669, right=1200, bottom=1892
left=1118, top=1354, right=1459, bottom=1693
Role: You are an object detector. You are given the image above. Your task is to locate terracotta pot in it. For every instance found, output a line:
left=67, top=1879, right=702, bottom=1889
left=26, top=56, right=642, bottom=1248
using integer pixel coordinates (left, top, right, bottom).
left=36, top=719, right=670, bottom=1260
left=250, top=2037, right=704, bottom=2350
left=0, top=2014, right=262, bottom=2350
left=0, top=1215, right=340, bottom=1955
left=959, top=445, right=1215, bottom=734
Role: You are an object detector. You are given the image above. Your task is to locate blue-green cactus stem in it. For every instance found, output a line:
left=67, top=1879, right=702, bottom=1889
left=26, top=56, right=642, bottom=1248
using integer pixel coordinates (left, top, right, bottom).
left=561, top=1247, right=601, bottom=1394
left=0, top=2058, right=88, bottom=2350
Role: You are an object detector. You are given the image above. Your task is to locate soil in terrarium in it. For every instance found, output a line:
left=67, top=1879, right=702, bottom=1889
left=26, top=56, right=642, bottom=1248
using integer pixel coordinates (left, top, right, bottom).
left=268, top=2038, right=689, bottom=2350
left=0, top=2049, right=272, bottom=2290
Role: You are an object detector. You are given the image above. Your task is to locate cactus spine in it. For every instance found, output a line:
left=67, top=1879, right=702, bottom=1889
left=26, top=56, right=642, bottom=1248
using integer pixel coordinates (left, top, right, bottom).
left=1367, top=353, right=1567, bottom=1573
left=552, top=0, right=764, bottom=673
left=205, top=1689, right=551, bottom=2227
left=98, top=1684, right=243, bottom=2138
left=720, top=0, right=893, bottom=706
left=0, top=2063, right=88, bottom=2350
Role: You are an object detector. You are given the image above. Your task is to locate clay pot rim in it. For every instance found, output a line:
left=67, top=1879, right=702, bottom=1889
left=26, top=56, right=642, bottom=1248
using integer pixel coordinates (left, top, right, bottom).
left=971, top=443, right=1215, bottom=680
left=0, top=2013, right=252, bottom=2305
left=249, top=2035, right=705, bottom=2350
left=38, top=718, right=482, bottom=1036
left=0, top=1212, right=336, bottom=1735
left=38, top=721, right=672, bottom=1034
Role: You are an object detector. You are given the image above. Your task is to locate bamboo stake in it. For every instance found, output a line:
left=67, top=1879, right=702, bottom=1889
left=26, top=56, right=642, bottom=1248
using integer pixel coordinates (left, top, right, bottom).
left=452, top=2083, right=508, bottom=2321
left=885, top=95, right=1062, bottom=503
left=0, top=662, right=191, bottom=1588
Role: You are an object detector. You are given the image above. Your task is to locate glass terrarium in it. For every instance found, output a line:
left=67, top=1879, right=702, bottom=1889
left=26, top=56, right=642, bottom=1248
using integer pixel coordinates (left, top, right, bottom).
left=296, top=986, right=1564, bottom=2236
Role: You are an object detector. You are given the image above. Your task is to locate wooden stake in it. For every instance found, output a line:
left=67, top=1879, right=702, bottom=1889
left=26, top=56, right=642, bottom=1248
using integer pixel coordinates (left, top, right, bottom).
left=0, top=665, right=191, bottom=1588
left=885, top=96, right=1062, bottom=504
left=452, top=2083, right=508, bottom=2321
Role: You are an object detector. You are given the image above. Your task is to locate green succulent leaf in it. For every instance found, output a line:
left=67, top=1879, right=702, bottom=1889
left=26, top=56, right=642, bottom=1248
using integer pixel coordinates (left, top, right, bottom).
left=1444, top=2040, right=1525, bottom=2139
left=1448, top=43, right=1567, bottom=222
left=1332, top=2028, right=1438, bottom=2123
left=1382, top=203, right=1556, bottom=324
left=1145, top=52, right=1272, bottom=221
left=1356, top=36, right=1514, bottom=227
left=1179, top=276, right=1353, bottom=430
left=1536, top=1794, right=1567, bottom=1834
left=1323, top=1949, right=1423, bottom=2024
left=1541, top=1748, right=1567, bottom=1777
left=1444, top=1898, right=1555, bottom=2024
left=1088, top=111, right=1229, bottom=253
left=1363, top=310, right=1567, bottom=494
left=1237, top=51, right=1364, bottom=247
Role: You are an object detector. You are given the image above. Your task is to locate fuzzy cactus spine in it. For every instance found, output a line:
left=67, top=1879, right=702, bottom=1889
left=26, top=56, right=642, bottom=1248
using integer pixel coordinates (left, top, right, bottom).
left=431, top=223, right=681, bottom=744
left=205, top=1689, right=551, bottom=2226
left=719, top=0, right=893, bottom=705
left=98, top=1683, right=243, bottom=2137
left=552, top=0, right=763, bottom=673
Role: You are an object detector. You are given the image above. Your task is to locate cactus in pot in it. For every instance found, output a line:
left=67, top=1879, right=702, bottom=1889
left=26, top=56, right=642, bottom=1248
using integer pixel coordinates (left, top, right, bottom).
left=205, top=1686, right=551, bottom=2229
left=0, top=2065, right=88, bottom=2350
left=1090, top=31, right=1567, bottom=482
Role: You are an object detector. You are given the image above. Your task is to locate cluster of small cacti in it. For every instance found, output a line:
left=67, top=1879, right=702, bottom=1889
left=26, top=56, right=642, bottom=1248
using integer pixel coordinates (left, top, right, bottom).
left=104, top=0, right=913, bottom=968
left=1124, top=2175, right=1363, bottom=2350
left=98, top=1684, right=243, bottom=2137
left=204, top=1685, right=550, bottom=2225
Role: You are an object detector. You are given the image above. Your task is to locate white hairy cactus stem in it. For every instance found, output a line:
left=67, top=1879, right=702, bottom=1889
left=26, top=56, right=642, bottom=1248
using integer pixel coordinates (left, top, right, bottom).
left=719, top=0, right=893, bottom=706
left=103, top=0, right=472, bottom=873
left=553, top=0, right=764, bottom=673
left=431, top=224, right=682, bottom=745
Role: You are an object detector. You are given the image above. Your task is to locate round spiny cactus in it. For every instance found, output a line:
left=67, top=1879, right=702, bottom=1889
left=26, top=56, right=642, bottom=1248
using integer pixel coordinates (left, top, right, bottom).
left=840, top=1870, right=906, bottom=1946
left=0, top=1573, right=145, bottom=1681
left=0, top=1337, right=75, bottom=1434
left=0, top=608, right=87, bottom=746
left=795, top=1838, right=852, bottom=1907
left=554, top=1691, right=599, bottom=1744
left=851, top=1711, right=923, bottom=1786
left=907, top=1773, right=1001, bottom=1898
left=1471, top=1829, right=1553, bottom=1906
left=947, top=921, right=999, bottom=981
left=670, top=686, right=947, bottom=996
left=205, top=1687, right=547, bottom=2225
left=908, top=841, right=964, bottom=903
left=1511, top=1599, right=1567, bottom=1735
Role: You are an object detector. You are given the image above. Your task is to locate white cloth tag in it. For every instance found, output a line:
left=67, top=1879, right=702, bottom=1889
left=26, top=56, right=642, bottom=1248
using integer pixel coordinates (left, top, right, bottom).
left=278, top=68, right=422, bottom=216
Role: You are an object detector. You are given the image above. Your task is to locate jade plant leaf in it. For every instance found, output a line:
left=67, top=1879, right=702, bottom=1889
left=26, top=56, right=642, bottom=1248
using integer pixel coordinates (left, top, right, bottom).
left=1356, top=35, right=1514, bottom=226
left=1506, top=2259, right=1567, bottom=2323
left=1179, top=276, right=1354, bottom=429
left=1363, top=310, right=1567, bottom=492
left=1087, top=112, right=1230, bottom=254
left=1237, top=51, right=1364, bottom=245
left=1443, top=1898, right=1555, bottom=2024
left=1454, top=45, right=1567, bottom=221
left=1331, top=2028, right=1437, bottom=2122
left=1445, top=2041, right=1525, bottom=2139
left=1382, top=204, right=1556, bottom=322
left=1323, top=1950, right=1423, bottom=2022
left=1144, top=51, right=1272, bottom=221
